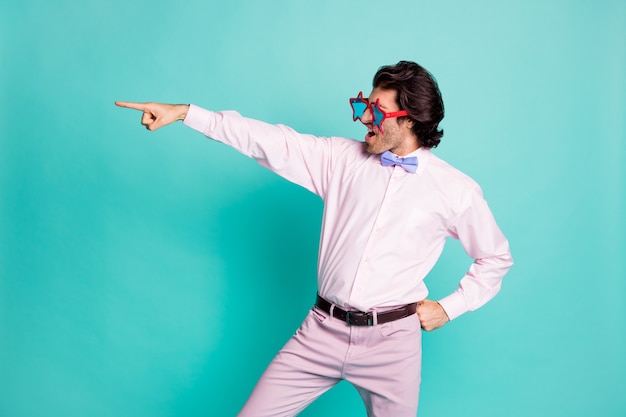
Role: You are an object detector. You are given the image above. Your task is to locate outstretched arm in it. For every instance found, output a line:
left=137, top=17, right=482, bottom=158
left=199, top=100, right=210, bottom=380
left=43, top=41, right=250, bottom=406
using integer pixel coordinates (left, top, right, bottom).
left=116, top=102, right=335, bottom=198
left=115, top=101, right=190, bottom=131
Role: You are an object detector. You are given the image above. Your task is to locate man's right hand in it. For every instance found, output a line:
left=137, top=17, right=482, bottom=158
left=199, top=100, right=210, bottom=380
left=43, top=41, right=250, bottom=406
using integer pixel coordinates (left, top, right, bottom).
left=115, top=101, right=190, bottom=131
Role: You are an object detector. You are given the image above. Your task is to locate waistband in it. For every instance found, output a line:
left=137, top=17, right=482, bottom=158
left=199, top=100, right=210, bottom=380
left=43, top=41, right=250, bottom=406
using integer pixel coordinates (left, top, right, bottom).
left=315, top=294, right=417, bottom=326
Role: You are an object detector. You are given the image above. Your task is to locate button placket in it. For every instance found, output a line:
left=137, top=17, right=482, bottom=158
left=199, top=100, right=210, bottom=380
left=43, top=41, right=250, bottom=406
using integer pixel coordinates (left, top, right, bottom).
left=348, top=170, right=398, bottom=307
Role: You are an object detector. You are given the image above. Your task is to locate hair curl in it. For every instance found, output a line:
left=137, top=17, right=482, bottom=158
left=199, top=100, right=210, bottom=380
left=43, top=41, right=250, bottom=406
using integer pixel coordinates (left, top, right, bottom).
left=373, top=61, right=444, bottom=148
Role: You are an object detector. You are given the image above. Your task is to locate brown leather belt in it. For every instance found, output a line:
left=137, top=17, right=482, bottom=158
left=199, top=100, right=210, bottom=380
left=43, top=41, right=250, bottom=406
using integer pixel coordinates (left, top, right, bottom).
left=315, top=294, right=417, bottom=326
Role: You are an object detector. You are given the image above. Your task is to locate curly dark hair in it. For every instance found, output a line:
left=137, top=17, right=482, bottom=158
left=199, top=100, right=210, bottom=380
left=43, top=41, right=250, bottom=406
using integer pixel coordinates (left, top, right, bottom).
left=373, top=61, right=444, bottom=148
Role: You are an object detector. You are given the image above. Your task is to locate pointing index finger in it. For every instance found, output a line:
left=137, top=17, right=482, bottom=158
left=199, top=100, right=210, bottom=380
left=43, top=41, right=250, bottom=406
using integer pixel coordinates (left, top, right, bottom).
left=115, top=101, right=149, bottom=111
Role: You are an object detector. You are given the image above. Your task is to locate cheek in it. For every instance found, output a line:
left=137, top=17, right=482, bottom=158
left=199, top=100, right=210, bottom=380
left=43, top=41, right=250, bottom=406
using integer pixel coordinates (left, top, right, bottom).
left=382, top=117, right=400, bottom=132
left=381, top=122, right=400, bottom=138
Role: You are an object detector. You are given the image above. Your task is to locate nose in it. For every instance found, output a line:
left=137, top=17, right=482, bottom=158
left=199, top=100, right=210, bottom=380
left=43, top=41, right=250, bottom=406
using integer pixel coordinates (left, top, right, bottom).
left=360, top=106, right=373, bottom=124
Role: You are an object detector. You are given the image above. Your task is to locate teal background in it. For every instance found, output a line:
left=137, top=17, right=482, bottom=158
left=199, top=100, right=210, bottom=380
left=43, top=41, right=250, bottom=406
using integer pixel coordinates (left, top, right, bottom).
left=1, top=0, right=625, bottom=416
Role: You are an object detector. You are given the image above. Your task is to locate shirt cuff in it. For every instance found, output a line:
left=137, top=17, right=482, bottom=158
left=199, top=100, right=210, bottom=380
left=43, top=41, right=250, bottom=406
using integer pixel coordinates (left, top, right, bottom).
left=183, top=104, right=213, bottom=134
left=437, top=291, right=469, bottom=321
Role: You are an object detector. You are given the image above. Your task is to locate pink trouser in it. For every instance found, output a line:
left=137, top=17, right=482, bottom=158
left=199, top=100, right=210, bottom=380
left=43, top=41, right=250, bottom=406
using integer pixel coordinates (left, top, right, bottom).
left=238, top=305, right=422, bottom=417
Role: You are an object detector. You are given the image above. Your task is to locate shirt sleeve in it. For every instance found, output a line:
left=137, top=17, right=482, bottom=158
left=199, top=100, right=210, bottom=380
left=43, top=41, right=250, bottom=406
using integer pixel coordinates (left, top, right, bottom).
left=437, top=184, right=514, bottom=321
left=183, top=104, right=333, bottom=198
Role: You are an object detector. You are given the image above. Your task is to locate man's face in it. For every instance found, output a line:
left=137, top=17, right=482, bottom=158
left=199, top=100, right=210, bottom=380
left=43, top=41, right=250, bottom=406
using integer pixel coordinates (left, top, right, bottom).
left=360, top=87, right=418, bottom=156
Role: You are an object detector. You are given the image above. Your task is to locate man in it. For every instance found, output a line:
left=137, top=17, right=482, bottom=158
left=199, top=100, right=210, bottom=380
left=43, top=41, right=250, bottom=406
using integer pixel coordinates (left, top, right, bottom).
left=116, top=60, right=513, bottom=416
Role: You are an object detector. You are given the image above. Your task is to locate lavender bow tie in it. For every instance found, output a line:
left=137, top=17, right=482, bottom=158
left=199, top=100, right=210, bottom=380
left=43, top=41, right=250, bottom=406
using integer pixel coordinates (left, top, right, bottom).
left=380, top=151, right=418, bottom=173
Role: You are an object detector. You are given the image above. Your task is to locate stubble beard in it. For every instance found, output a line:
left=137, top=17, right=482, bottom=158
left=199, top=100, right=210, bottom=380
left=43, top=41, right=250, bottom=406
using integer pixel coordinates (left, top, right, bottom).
left=364, top=127, right=401, bottom=155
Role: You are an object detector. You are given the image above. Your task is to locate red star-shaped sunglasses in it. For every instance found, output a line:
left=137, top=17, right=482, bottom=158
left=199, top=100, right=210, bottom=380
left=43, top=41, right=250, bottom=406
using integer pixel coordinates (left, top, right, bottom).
left=349, top=91, right=409, bottom=134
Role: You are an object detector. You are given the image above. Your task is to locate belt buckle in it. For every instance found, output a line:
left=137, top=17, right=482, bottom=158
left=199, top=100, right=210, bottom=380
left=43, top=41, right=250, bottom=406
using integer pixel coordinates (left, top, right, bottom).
left=345, top=311, right=372, bottom=326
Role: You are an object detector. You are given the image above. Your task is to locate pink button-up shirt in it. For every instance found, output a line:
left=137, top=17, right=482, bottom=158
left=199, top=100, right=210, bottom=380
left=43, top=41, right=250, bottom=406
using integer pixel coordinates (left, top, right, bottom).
left=184, top=105, right=513, bottom=320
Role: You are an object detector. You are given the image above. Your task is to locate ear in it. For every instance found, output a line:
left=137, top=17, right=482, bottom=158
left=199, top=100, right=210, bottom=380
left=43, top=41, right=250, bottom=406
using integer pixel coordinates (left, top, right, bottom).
left=404, top=119, right=415, bottom=129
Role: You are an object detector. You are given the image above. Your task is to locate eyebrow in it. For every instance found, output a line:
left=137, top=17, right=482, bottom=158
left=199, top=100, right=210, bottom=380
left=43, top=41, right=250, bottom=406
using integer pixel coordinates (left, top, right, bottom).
left=369, top=98, right=390, bottom=111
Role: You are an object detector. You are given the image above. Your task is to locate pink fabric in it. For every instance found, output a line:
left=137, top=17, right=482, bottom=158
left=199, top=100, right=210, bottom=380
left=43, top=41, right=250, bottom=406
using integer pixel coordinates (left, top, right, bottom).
left=238, top=306, right=422, bottom=417
left=183, top=105, right=513, bottom=320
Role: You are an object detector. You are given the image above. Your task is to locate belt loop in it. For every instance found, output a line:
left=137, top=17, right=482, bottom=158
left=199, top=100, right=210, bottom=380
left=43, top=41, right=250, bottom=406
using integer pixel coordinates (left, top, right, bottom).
left=372, top=309, right=378, bottom=326
left=329, top=304, right=335, bottom=318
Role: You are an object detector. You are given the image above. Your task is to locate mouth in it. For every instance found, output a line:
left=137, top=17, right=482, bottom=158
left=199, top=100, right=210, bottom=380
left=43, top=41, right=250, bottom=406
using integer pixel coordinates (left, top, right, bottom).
left=365, top=126, right=376, bottom=143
